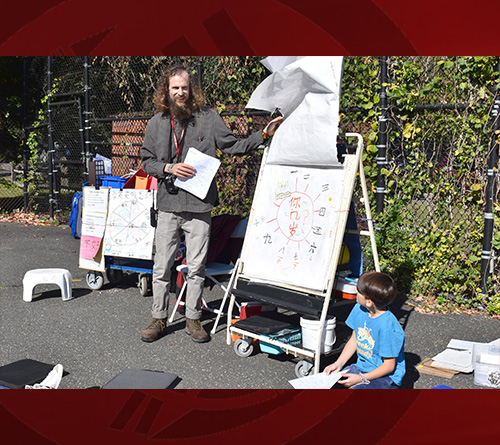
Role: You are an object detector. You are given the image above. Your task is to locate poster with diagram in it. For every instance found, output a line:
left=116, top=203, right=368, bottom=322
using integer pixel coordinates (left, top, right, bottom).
left=79, top=186, right=110, bottom=272
left=240, top=163, right=348, bottom=292
left=103, top=188, right=156, bottom=260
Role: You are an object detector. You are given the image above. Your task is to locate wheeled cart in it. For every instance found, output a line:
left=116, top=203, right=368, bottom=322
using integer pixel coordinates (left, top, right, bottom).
left=229, top=278, right=359, bottom=378
left=226, top=133, right=379, bottom=377
left=231, top=309, right=318, bottom=378
left=85, top=256, right=154, bottom=296
left=79, top=183, right=158, bottom=297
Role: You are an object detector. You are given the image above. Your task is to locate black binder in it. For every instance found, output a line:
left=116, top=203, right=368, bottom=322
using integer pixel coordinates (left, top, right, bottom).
left=0, top=359, right=58, bottom=389
left=102, top=369, right=179, bottom=389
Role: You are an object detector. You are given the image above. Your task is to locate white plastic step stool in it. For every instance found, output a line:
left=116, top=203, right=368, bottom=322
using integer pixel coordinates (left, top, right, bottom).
left=23, top=268, right=73, bottom=302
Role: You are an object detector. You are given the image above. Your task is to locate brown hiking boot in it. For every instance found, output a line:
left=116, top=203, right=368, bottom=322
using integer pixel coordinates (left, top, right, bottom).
left=185, top=318, right=210, bottom=343
left=141, top=318, right=167, bottom=342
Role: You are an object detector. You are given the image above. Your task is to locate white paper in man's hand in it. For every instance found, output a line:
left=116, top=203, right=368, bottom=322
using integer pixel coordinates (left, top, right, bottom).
left=174, top=147, right=221, bottom=199
left=288, top=371, right=345, bottom=389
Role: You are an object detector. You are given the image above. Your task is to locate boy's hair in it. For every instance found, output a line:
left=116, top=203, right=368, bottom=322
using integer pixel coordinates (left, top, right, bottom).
left=356, top=271, right=397, bottom=308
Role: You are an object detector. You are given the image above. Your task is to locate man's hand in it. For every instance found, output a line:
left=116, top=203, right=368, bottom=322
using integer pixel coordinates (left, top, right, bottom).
left=169, top=163, right=195, bottom=179
left=263, top=116, right=283, bottom=137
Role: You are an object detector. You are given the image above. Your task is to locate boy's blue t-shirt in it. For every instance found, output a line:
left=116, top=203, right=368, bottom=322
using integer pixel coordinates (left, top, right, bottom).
left=346, top=303, right=406, bottom=386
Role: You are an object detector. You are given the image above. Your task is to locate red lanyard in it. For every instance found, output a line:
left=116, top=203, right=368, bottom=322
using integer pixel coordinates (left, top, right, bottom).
left=171, top=116, right=187, bottom=158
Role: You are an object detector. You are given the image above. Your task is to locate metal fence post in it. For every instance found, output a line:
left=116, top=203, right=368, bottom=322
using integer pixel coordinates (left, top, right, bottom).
left=47, top=56, right=55, bottom=220
left=22, top=56, right=29, bottom=212
left=480, top=59, right=500, bottom=296
left=83, top=56, right=91, bottom=182
left=376, top=56, right=388, bottom=213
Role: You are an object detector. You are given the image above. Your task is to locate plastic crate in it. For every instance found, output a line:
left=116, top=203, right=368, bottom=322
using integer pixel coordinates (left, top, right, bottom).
left=260, top=327, right=302, bottom=355
left=101, top=176, right=127, bottom=189
left=473, top=344, right=500, bottom=388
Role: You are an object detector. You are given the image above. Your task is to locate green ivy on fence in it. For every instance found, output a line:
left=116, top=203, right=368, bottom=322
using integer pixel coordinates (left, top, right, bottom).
left=2, top=56, right=499, bottom=315
left=349, top=56, right=499, bottom=314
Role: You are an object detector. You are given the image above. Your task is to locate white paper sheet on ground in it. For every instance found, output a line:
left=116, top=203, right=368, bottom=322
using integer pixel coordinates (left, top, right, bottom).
left=432, top=349, right=473, bottom=373
left=446, top=339, right=477, bottom=353
left=289, top=371, right=345, bottom=389
left=246, top=56, right=344, bottom=167
left=447, top=338, right=500, bottom=352
left=174, top=147, right=221, bottom=200
left=478, top=353, right=500, bottom=365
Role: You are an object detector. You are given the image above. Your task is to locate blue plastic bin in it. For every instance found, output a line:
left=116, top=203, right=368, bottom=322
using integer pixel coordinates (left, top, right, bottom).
left=101, top=176, right=127, bottom=189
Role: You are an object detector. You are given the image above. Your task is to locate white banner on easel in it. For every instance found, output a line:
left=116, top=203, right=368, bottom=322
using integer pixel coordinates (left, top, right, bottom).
left=240, top=164, right=347, bottom=291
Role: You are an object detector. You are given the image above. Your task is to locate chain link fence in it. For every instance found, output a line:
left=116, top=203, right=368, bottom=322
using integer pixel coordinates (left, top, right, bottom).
left=0, top=57, right=271, bottom=218
left=2, top=56, right=499, bottom=303
left=0, top=57, right=48, bottom=214
left=372, top=57, right=499, bottom=301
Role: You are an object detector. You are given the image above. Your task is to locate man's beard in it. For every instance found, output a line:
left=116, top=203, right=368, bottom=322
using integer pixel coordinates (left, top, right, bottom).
left=168, top=96, right=192, bottom=121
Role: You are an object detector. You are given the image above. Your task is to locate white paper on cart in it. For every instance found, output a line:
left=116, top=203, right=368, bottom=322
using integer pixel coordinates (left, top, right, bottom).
left=288, top=371, right=345, bottom=389
left=83, top=187, right=109, bottom=214
left=174, top=147, right=221, bottom=200
left=81, top=213, right=107, bottom=238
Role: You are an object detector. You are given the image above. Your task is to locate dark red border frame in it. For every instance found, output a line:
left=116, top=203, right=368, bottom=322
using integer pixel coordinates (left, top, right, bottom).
left=2, top=0, right=499, bottom=441
left=1, top=389, right=499, bottom=442
left=1, top=0, right=499, bottom=54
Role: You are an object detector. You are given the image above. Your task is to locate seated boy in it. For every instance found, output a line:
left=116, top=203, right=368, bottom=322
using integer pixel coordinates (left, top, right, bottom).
left=324, top=271, right=405, bottom=389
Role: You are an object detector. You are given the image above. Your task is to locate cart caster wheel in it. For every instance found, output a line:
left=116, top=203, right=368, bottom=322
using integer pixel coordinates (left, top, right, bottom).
left=86, top=271, right=104, bottom=290
left=295, top=360, right=313, bottom=378
left=138, top=273, right=150, bottom=296
left=106, top=268, right=123, bottom=284
left=234, top=338, right=254, bottom=358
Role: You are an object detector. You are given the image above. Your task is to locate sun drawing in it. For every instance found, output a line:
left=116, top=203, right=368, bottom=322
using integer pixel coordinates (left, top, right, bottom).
left=265, top=173, right=332, bottom=265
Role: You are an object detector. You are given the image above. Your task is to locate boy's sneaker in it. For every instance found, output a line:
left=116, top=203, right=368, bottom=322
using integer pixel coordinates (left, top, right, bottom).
left=141, top=318, right=167, bottom=342
left=185, top=318, right=210, bottom=343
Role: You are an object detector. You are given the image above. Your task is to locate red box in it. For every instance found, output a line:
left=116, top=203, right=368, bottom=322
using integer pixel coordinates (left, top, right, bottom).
left=123, top=168, right=157, bottom=190
left=240, top=302, right=276, bottom=319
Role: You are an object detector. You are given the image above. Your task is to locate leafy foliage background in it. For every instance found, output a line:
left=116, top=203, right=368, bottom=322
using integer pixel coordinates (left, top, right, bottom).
left=339, top=57, right=499, bottom=314
left=1, top=56, right=499, bottom=314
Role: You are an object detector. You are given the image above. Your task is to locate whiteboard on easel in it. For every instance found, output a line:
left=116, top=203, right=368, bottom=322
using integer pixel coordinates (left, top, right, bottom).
left=239, top=56, right=352, bottom=295
left=240, top=162, right=350, bottom=293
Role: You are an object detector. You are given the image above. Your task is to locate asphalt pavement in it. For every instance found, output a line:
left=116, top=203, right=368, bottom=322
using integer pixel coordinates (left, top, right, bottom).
left=1, top=221, right=499, bottom=389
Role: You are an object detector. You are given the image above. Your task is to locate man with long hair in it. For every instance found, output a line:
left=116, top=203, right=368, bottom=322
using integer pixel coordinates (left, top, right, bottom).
left=140, top=65, right=282, bottom=343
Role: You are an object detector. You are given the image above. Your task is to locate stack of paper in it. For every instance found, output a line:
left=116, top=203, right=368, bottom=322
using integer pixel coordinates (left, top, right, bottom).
left=431, top=348, right=473, bottom=373
left=430, top=338, right=500, bottom=374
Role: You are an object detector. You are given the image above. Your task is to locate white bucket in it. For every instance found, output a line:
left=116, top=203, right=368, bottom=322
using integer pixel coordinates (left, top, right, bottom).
left=300, top=316, right=336, bottom=353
